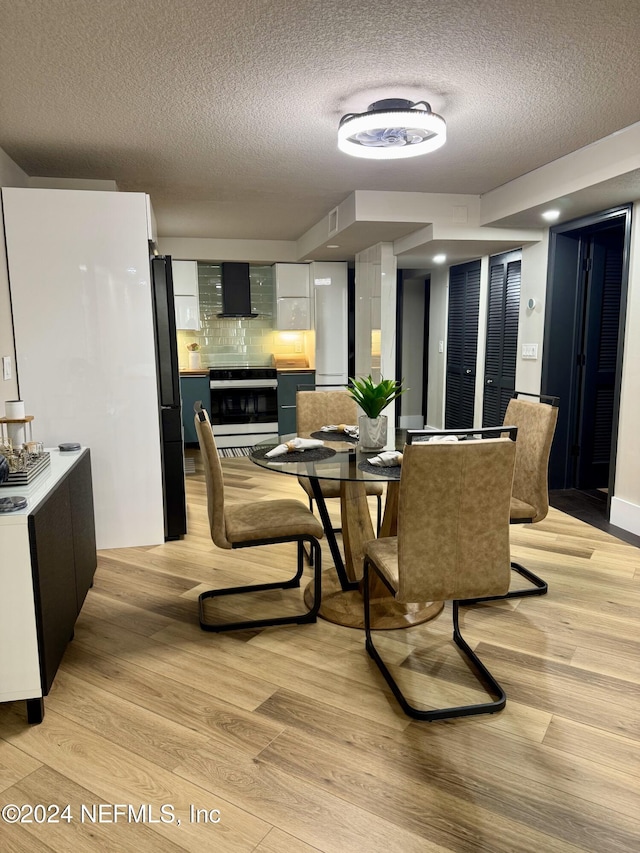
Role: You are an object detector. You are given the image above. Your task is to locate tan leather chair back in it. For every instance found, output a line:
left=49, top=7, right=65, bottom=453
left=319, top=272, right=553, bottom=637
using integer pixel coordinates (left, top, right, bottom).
left=503, top=398, right=558, bottom=523
left=296, top=390, right=358, bottom=436
left=396, top=438, right=516, bottom=602
left=194, top=409, right=232, bottom=549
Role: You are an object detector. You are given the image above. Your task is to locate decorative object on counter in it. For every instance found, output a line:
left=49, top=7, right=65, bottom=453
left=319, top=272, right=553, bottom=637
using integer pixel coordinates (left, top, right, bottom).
left=0, top=414, right=51, bottom=487
left=186, top=341, right=201, bottom=369
left=0, top=495, right=28, bottom=512
left=59, top=442, right=81, bottom=452
left=1, top=400, right=34, bottom=448
left=345, top=375, right=406, bottom=451
left=0, top=452, right=8, bottom=483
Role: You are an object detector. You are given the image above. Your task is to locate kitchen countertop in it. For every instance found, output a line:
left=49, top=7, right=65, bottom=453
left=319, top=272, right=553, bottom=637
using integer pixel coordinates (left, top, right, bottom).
left=179, top=369, right=209, bottom=376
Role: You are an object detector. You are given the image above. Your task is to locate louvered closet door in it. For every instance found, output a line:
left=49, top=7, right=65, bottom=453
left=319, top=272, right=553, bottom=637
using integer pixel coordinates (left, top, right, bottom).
left=482, top=251, right=521, bottom=427
left=445, top=260, right=480, bottom=428
left=576, top=230, right=622, bottom=489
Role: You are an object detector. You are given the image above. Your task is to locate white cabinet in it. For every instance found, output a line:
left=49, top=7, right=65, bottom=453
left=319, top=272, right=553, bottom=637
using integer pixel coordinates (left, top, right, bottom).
left=173, top=260, right=200, bottom=330
left=312, top=261, right=349, bottom=385
left=173, top=260, right=199, bottom=295
left=274, top=263, right=311, bottom=329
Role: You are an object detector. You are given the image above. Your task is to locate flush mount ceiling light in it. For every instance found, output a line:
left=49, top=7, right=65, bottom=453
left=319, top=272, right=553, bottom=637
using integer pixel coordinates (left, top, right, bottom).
left=338, top=98, right=446, bottom=160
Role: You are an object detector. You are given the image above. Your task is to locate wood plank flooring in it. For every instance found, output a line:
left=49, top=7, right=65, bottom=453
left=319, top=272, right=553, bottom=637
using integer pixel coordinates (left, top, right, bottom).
left=1, top=452, right=639, bottom=852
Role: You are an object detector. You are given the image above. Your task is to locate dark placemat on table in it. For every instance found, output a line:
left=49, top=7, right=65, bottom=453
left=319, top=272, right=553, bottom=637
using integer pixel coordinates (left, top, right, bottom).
left=310, top=429, right=358, bottom=443
left=358, top=459, right=402, bottom=479
left=252, top=446, right=337, bottom=463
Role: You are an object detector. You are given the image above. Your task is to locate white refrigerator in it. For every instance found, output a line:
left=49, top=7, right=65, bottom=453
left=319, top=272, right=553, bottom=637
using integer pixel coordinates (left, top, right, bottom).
left=2, top=187, right=183, bottom=549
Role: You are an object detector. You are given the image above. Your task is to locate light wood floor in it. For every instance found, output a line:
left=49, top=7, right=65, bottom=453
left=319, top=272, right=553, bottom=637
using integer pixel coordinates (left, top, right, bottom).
left=1, top=454, right=639, bottom=852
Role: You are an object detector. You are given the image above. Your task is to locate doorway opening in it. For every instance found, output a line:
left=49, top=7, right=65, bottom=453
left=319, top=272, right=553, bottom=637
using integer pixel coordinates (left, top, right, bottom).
left=543, top=205, right=631, bottom=513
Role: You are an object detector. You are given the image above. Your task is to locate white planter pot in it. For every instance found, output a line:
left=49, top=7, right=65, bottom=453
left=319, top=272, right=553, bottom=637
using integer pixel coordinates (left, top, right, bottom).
left=358, top=414, right=388, bottom=451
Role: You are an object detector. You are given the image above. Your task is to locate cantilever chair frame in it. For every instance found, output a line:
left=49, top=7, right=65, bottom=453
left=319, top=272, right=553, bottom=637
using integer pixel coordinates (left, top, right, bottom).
left=463, top=391, right=559, bottom=605
left=364, top=426, right=518, bottom=721
left=195, top=407, right=322, bottom=633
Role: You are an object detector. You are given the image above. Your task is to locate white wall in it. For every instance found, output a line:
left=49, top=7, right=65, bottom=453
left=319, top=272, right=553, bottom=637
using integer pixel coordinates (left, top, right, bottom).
left=610, top=199, right=640, bottom=535
left=0, top=148, right=28, bottom=406
left=425, top=267, right=449, bottom=428
left=158, top=236, right=299, bottom=263
left=399, top=277, right=425, bottom=428
left=354, top=242, right=397, bottom=447
left=515, top=233, right=550, bottom=393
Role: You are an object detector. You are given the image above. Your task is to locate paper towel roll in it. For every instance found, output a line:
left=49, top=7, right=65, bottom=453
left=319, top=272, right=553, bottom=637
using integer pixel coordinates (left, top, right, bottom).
left=5, top=400, right=25, bottom=419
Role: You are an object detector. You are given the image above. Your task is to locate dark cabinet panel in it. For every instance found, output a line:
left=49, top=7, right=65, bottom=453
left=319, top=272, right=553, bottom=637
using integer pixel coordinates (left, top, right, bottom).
left=27, top=449, right=97, bottom=702
left=181, top=375, right=210, bottom=443
left=29, top=481, right=77, bottom=694
left=277, top=371, right=315, bottom=434
left=68, top=451, right=98, bottom=611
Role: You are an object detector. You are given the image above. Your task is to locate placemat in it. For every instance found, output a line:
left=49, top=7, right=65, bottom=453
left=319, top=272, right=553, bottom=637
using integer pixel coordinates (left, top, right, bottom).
left=310, top=430, right=358, bottom=443
left=358, top=459, right=402, bottom=479
left=252, top=446, right=337, bottom=463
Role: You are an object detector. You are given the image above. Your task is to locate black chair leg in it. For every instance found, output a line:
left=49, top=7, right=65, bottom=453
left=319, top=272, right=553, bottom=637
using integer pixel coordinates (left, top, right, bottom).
left=364, top=561, right=506, bottom=721
left=199, top=536, right=322, bottom=632
left=460, top=560, right=547, bottom=605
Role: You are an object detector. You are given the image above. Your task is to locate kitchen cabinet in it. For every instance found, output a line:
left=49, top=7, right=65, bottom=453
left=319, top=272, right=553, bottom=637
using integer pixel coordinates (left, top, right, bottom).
left=173, top=260, right=200, bottom=330
left=180, top=374, right=210, bottom=443
left=312, top=261, right=349, bottom=386
left=277, top=370, right=315, bottom=434
left=274, top=263, right=311, bottom=329
left=0, top=448, right=97, bottom=723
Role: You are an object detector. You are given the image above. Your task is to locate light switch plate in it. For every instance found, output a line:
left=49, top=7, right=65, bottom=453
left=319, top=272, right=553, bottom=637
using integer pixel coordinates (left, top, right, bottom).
left=522, top=343, right=538, bottom=359
left=2, top=356, right=11, bottom=380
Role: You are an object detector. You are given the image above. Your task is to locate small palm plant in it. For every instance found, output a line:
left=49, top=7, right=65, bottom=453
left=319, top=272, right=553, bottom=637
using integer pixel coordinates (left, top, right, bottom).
left=346, top=375, right=406, bottom=419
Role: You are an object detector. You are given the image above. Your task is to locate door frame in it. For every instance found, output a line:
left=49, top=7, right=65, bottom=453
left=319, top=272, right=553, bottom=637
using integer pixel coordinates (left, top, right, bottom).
left=542, top=204, right=632, bottom=501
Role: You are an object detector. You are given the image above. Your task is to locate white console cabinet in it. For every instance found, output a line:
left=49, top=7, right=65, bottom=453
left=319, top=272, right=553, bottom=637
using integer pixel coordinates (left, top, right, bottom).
left=0, top=448, right=97, bottom=724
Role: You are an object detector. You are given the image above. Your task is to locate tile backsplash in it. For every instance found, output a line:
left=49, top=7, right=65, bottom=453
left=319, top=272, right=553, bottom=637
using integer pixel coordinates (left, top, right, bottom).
left=178, top=262, right=278, bottom=368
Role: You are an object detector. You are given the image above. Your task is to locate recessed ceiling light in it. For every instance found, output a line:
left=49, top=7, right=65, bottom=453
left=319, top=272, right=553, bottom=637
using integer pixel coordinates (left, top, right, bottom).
left=541, top=209, right=560, bottom=221
left=433, top=254, right=447, bottom=263
left=326, top=244, right=340, bottom=249
left=338, top=98, right=446, bottom=160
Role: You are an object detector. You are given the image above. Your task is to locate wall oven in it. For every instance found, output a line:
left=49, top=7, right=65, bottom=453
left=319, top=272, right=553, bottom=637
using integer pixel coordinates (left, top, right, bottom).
left=209, top=367, right=278, bottom=447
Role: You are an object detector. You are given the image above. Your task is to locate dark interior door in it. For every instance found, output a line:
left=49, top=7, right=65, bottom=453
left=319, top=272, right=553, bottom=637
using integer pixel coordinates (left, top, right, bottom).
left=483, top=251, right=521, bottom=427
left=575, top=229, right=623, bottom=488
left=445, top=260, right=480, bottom=428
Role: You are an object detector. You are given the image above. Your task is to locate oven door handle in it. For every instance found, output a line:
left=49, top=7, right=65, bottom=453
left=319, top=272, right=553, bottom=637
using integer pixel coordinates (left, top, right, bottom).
left=210, top=380, right=278, bottom=389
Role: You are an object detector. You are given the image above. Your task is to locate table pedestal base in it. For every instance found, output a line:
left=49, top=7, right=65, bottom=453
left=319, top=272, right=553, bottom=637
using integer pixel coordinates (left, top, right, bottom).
left=304, top=570, right=444, bottom=630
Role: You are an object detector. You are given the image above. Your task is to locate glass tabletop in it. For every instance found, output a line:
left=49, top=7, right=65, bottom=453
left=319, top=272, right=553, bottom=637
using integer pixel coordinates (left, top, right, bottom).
left=249, top=430, right=408, bottom=482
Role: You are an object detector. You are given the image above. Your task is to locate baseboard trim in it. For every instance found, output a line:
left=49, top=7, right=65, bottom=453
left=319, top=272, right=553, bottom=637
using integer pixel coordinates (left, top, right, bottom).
left=610, top=496, right=640, bottom=537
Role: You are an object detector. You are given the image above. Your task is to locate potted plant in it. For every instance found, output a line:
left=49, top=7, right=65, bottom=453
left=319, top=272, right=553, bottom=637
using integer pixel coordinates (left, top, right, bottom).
left=186, top=341, right=201, bottom=369
left=346, top=375, right=406, bottom=450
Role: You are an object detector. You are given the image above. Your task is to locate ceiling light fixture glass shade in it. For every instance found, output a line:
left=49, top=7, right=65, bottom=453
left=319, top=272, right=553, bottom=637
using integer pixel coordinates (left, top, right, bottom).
left=338, top=98, right=446, bottom=160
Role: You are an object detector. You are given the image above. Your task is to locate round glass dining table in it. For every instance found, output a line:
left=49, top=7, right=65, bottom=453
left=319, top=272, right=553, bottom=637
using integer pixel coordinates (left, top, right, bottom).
left=250, top=431, right=444, bottom=630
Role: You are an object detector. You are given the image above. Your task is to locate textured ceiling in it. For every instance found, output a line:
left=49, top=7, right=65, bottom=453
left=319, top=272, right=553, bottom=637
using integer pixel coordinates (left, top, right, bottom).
left=1, top=0, right=640, bottom=243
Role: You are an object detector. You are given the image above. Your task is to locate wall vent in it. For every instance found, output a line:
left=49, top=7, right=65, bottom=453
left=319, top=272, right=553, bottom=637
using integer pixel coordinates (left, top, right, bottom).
left=328, top=206, right=339, bottom=236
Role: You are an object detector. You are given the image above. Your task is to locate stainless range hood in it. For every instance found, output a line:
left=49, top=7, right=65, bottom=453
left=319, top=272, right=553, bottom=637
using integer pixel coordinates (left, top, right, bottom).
left=217, top=262, right=258, bottom=318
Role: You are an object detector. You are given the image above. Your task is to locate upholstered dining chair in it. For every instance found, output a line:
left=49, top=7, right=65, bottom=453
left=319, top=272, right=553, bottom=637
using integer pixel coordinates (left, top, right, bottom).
left=296, top=387, right=383, bottom=534
left=463, top=391, right=559, bottom=604
left=194, top=405, right=323, bottom=632
left=363, top=427, right=518, bottom=721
